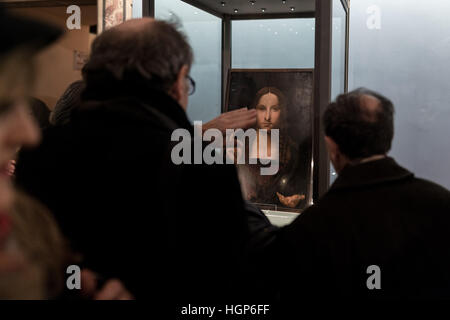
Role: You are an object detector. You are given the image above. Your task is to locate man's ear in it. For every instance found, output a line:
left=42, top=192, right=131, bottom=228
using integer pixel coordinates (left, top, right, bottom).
left=169, top=65, right=189, bottom=106
left=324, top=136, right=338, bottom=162
left=325, top=136, right=350, bottom=174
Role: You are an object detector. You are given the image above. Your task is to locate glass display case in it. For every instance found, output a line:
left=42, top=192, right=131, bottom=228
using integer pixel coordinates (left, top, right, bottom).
left=109, top=0, right=349, bottom=223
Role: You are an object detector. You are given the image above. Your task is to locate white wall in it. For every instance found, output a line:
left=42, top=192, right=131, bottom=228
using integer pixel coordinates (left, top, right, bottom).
left=10, top=6, right=97, bottom=109
left=349, top=0, right=450, bottom=189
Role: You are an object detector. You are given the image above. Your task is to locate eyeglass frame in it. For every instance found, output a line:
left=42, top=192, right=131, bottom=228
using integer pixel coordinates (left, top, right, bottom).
left=186, top=75, right=196, bottom=96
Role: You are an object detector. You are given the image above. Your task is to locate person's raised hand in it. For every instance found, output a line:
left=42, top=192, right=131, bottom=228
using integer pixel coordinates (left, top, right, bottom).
left=203, top=108, right=256, bottom=135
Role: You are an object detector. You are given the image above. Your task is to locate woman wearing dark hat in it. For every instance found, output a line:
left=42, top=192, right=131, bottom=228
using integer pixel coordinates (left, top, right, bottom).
left=0, top=8, right=62, bottom=218
left=0, top=9, right=134, bottom=300
left=0, top=8, right=65, bottom=299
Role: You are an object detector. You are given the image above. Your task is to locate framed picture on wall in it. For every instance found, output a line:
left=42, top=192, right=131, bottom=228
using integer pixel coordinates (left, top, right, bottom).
left=225, top=69, right=314, bottom=213
left=102, top=0, right=133, bottom=31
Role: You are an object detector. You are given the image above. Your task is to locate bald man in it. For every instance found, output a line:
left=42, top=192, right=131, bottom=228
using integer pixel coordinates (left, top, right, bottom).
left=265, top=88, right=450, bottom=302
left=16, top=18, right=271, bottom=301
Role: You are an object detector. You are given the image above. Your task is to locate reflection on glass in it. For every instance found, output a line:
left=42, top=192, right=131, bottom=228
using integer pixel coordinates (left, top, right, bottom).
left=232, top=18, right=315, bottom=69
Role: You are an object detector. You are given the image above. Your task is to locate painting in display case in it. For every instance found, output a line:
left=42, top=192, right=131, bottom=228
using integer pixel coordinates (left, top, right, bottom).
left=225, top=69, right=314, bottom=212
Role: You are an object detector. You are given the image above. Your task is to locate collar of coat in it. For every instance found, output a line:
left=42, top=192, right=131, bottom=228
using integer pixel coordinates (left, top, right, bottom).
left=329, top=157, right=414, bottom=191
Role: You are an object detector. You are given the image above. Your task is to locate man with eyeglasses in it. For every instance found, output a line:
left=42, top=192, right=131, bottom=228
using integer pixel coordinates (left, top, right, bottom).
left=16, top=18, right=272, bottom=302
